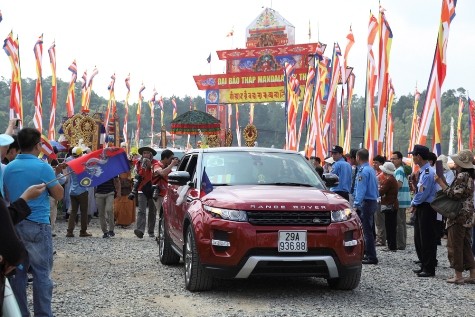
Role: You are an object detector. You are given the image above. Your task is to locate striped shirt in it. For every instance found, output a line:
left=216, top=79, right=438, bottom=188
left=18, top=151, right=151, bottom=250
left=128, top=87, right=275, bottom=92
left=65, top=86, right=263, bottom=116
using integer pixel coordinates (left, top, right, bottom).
left=394, top=166, right=411, bottom=208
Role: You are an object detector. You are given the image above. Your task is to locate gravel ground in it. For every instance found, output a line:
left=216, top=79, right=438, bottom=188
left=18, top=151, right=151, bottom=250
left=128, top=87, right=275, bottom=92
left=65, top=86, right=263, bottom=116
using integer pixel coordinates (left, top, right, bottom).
left=23, top=215, right=475, bottom=317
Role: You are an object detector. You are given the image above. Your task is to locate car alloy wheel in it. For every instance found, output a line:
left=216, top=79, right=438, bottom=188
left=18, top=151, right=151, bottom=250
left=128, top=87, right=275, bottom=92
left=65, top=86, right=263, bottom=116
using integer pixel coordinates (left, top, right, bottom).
left=184, top=226, right=213, bottom=291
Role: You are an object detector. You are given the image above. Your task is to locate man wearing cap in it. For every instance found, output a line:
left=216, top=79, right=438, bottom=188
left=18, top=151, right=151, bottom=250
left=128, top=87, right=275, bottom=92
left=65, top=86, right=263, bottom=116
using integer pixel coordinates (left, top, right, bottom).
left=132, top=146, right=159, bottom=239
left=65, top=145, right=92, bottom=237
left=409, top=144, right=438, bottom=277
left=3, top=127, right=64, bottom=316
left=329, top=145, right=352, bottom=201
left=353, top=148, right=379, bottom=264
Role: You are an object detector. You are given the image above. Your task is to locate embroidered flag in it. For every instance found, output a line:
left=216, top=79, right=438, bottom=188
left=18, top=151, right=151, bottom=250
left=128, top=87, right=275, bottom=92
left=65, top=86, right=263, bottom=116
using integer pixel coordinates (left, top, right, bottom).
left=66, top=147, right=130, bottom=187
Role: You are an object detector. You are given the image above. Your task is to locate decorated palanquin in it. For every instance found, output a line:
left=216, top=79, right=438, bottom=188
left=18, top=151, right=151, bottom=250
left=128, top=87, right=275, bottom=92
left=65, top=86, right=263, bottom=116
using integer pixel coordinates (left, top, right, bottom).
left=61, top=112, right=120, bottom=150
left=193, top=7, right=322, bottom=146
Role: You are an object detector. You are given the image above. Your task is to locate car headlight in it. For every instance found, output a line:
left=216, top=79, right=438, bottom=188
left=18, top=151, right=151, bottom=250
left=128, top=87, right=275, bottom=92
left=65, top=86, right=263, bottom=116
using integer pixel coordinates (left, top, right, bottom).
left=331, top=208, right=352, bottom=222
left=204, top=206, right=248, bottom=222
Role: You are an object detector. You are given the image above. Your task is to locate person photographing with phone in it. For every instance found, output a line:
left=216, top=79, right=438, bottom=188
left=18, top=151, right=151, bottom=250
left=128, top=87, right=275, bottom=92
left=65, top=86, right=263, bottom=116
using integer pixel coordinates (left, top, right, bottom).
left=152, top=150, right=179, bottom=227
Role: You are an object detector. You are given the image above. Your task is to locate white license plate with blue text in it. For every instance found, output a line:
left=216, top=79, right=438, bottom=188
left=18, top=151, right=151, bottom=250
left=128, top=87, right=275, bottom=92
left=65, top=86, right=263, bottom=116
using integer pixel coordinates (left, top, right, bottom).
left=278, top=231, right=307, bottom=252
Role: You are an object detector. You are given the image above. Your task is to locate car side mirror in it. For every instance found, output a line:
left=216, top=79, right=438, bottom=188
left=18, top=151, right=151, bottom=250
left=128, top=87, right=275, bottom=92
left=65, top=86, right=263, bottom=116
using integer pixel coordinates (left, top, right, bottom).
left=322, top=173, right=339, bottom=188
left=168, top=171, right=191, bottom=186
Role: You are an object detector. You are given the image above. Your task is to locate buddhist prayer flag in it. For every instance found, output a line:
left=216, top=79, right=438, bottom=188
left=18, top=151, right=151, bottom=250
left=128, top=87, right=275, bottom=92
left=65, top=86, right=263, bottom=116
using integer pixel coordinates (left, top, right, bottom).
left=321, top=43, right=342, bottom=140
left=65, top=60, right=77, bottom=117
left=40, top=135, right=57, bottom=159
left=66, top=147, right=130, bottom=187
left=364, top=13, right=379, bottom=161
left=376, top=8, right=393, bottom=154
left=408, top=88, right=421, bottom=157
left=468, top=98, right=475, bottom=151
left=3, top=31, right=23, bottom=123
left=235, top=104, right=241, bottom=147
left=385, top=78, right=395, bottom=156
left=105, top=74, right=116, bottom=144
left=83, top=66, right=98, bottom=112
left=80, top=70, right=88, bottom=112
left=149, top=89, right=157, bottom=146
left=343, top=73, right=355, bottom=155
left=135, top=83, right=145, bottom=148
left=33, top=34, right=44, bottom=132
left=297, top=65, right=315, bottom=151
left=123, top=74, right=131, bottom=146
left=417, top=0, right=457, bottom=156
left=457, top=97, right=464, bottom=152
left=284, top=62, right=300, bottom=151
left=47, top=42, right=57, bottom=140
left=171, top=98, right=178, bottom=120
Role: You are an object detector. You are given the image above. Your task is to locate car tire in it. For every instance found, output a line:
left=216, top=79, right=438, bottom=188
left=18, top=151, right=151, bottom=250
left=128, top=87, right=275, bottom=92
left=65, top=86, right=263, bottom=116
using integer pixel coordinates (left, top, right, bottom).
left=158, top=215, right=180, bottom=265
left=184, top=225, right=213, bottom=291
left=327, top=265, right=362, bottom=290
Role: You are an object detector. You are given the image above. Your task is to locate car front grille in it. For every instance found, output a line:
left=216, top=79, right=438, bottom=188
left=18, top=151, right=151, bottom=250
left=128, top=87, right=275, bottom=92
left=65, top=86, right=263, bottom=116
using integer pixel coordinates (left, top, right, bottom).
left=247, top=211, right=331, bottom=226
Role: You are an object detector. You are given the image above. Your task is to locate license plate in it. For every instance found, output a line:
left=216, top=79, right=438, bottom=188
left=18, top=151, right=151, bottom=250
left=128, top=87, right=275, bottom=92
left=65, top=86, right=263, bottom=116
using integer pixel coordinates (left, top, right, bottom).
left=278, top=231, right=307, bottom=252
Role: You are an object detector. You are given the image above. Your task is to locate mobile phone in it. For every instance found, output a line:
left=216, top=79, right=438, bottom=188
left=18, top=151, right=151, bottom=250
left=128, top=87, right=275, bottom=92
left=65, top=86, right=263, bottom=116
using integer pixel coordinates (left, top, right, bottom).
left=15, top=119, right=21, bottom=127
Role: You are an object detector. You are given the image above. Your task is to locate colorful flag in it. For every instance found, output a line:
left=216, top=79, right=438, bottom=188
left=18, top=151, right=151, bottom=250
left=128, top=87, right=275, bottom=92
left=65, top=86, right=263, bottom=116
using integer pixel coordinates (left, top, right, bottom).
left=3, top=31, right=22, bottom=123
left=235, top=104, right=241, bottom=147
left=457, top=97, right=464, bottom=152
left=417, top=0, right=457, bottom=156
left=135, top=83, right=145, bottom=148
left=33, top=34, right=44, bottom=132
left=83, top=66, right=98, bottom=112
left=40, top=135, right=57, bottom=159
left=321, top=43, right=342, bottom=140
left=249, top=103, right=255, bottom=125
left=65, top=60, right=77, bottom=117
left=123, top=74, right=131, bottom=147
left=158, top=96, right=164, bottom=127
left=104, top=74, right=116, bottom=144
left=47, top=42, right=57, bottom=140
left=364, top=13, right=379, bottom=160
left=343, top=73, right=356, bottom=155
left=468, top=98, right=475, bottom=151
left=376, top=9, right=393, bottom=154
left=297, top=65, right=315, bottom=151
left=65, top=147, right=130, bottom=187
left=343, top=26, right=354, bottom=68
left=149, top=89, right=157, bottom=146
left=80, top=70, right=88, bottom=112
left=385, top=78, right=395, bottom=156
left=408, top=88, right=421, bottom=156
left=284, top=62, right=300, bottom=151
left=171, top=97, right=178, bottom=120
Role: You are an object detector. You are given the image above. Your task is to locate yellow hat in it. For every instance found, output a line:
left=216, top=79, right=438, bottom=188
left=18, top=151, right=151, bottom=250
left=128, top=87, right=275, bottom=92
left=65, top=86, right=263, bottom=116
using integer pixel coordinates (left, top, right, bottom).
left=72, top=146, right=83, bottom=157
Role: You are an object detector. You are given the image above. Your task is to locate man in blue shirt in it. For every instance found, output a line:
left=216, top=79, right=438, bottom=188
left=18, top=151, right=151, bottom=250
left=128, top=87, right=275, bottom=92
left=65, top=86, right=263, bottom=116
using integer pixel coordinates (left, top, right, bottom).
left=409, top=145, right=438, bottom=277
left=4, top=127, right=64, bottom=317
left=329, top=145, right=352, bottom=201
left=353, top=148, right=379, bottom=264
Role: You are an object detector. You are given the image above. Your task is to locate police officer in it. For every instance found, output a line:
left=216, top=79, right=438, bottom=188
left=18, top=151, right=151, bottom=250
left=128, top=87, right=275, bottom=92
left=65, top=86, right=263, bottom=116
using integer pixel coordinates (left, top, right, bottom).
left=408, top=145, right=438, bottom=277
left=353, top=148, right=379, bottom=264
left=329, top=145, right=352, bottom=201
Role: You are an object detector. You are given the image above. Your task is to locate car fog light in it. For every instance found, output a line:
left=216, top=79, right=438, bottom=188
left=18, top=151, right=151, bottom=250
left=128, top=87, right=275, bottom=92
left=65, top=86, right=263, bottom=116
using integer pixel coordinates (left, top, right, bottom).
left=344, top=240, right=358, bottom=247
left=211, top=239, right=231, bottom=247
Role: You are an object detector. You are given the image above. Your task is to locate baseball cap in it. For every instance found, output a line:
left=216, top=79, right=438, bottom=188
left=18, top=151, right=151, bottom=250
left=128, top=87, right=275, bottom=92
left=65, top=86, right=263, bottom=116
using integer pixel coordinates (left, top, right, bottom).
left=408, top=144, right=430, bottom=157
left=72, top=146, right=83, bottom=157
left=0, top=134, right=14, bottom=146
left=329, top=145, right=343, bottom=154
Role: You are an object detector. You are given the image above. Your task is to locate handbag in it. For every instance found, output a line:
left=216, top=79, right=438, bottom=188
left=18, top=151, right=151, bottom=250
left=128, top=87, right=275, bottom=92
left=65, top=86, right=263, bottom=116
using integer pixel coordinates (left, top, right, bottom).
left=430, top=190, right=462, bottom=219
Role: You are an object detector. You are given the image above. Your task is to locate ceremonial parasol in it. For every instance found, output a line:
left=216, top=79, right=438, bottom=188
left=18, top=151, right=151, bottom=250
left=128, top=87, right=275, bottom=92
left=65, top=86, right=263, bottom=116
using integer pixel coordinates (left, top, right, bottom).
left=170, top=110, right=221, bottom=135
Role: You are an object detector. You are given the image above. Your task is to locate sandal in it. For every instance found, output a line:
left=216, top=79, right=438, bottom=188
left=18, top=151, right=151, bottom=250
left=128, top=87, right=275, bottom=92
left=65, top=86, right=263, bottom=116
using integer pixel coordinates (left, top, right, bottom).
left=446, top=277, right=465, bottom=285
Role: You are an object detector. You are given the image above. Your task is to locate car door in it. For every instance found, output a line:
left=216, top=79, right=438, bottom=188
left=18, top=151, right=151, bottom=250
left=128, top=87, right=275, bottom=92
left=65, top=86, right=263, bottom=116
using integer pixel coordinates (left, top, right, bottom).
left=168, top=153, right=198, bottom=246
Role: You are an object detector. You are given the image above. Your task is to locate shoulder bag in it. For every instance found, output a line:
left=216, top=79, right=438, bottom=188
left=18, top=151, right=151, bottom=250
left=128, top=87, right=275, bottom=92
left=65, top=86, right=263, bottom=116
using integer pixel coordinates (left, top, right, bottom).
left=430, top=190, right=462, bottom=219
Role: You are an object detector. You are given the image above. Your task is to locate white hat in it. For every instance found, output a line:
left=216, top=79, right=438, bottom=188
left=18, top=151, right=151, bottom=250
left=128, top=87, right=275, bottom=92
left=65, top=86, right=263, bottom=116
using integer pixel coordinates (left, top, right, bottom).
left=71, top=146, right=83, bottom=157
left=324, top=156, right=335, bottom=164
left=380, top=162, right=396, bottom=175
left=0, top=134, right=14, bottom=147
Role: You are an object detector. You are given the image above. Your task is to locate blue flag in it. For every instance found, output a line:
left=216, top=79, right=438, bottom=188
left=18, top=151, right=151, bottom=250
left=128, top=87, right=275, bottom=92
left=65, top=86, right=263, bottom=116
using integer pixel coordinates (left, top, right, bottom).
left=66, top=147, right=130, bottom=187
left=201, top=167, right=213, bottom=194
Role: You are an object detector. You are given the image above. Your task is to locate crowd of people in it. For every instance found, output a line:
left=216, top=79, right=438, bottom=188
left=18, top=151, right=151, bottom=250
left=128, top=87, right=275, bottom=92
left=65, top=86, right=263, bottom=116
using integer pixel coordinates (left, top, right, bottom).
left=312, top=143, right=475, bottom=282
left=0, top=119, right=179, bottom=316
left=1, top=118, right=475, bottom=315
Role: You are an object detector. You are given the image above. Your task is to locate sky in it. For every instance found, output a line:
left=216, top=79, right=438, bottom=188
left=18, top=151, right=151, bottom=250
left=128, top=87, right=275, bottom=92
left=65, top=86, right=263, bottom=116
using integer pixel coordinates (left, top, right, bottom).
left=1, top=0, right=474, bottom=103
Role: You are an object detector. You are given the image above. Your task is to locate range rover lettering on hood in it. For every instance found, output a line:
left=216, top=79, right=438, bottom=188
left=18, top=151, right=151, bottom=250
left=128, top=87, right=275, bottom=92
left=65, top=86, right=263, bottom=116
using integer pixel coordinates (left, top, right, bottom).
left=249, top=205, right=327, bottom=210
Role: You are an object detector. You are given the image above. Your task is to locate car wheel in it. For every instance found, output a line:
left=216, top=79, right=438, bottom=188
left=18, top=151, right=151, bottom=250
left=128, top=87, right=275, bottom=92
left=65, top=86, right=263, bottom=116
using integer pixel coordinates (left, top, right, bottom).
left=327, top=265, right=362, bottom=290
left=184, top=225, right=213, bottom=291
left=158, top=215, right=180, bottom=265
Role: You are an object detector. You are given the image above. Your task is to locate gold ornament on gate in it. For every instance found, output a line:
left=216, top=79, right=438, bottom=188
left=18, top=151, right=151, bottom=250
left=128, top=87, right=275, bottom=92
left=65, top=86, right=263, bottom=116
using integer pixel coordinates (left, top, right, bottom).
left=244, top=124, right=257, bottom=147
left=207, top=134, right=220, bottom=147
left=225, top=129, right=233, bottom=147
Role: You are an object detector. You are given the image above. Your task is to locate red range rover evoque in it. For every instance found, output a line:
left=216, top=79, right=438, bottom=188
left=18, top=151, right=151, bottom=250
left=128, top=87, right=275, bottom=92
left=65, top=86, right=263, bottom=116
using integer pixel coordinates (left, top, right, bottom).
left=158, top=147, right=364, bottom=291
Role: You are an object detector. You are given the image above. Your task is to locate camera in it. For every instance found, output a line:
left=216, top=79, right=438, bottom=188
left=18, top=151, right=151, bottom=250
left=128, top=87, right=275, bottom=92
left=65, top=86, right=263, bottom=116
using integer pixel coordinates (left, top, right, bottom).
left=152, top=184, right=160, bottom=201
left=127, top=174, right=143, bottom=200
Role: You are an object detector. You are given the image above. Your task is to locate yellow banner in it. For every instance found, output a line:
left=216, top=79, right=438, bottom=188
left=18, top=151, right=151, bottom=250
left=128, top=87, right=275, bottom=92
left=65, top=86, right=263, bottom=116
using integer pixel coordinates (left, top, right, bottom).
left=218, top=86, right=305, bottom=104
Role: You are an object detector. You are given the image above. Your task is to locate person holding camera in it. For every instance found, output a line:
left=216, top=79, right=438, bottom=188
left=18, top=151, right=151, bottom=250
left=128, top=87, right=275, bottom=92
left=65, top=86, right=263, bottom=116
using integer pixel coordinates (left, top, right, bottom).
left=130, top=147, right=159, bottom=239
left=152, top=149, right=179, bottom=217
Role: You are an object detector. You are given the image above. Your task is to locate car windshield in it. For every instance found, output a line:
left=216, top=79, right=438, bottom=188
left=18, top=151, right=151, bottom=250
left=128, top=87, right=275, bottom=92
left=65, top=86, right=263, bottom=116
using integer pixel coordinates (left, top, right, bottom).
left=202, top=151, right=325, bottom=189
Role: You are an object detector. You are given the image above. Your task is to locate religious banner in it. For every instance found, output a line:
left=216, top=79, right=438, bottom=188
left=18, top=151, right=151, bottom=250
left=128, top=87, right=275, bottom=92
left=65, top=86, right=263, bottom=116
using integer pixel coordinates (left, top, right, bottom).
left=215, top=86, right=304, bottom=104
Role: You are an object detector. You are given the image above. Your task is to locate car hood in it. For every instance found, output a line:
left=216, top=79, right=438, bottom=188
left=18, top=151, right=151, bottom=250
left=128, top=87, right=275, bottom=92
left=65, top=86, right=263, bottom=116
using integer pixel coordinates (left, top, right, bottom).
left=201, top=185, right=349, bottom=211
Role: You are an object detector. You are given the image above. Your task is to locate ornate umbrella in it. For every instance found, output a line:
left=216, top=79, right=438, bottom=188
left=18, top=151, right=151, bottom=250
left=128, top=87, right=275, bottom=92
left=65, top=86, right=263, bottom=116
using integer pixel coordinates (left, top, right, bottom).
left=170, top=110, right=221, bottom=135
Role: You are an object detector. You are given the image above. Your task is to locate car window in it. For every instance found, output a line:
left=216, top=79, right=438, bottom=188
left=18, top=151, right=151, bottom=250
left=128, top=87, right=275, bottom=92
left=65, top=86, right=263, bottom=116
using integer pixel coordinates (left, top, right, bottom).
left=153, top=149, right=186, bottom=161
left=202, top=151, right=324, bottom=188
